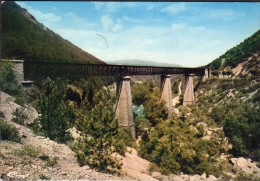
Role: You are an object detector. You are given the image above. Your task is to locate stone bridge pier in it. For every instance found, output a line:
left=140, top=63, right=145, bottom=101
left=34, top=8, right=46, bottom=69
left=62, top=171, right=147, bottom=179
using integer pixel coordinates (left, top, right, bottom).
left=183, top=74, right=195, bottom=106
left=160, top=75, right=173, bottom=113
left=115, top=76, right=135, bottom=139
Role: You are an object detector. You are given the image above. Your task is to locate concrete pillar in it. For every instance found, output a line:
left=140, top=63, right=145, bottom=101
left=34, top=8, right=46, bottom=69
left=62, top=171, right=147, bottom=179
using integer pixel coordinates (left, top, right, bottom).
left=160, top=74, right=173, bottom=113
left=1, top=60, right=24, bottom=85
left=183, top=75, right=195, bottom=106
left=115, top=76, right=135, bottom=139
left=202, top=67, right=211, bottom=82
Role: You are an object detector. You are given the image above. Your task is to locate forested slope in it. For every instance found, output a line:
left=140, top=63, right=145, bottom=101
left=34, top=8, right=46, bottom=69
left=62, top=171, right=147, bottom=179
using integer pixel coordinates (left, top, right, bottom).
left=1, top=1, right=104, bottom=64
left=209, top=29, right=260, bottom=70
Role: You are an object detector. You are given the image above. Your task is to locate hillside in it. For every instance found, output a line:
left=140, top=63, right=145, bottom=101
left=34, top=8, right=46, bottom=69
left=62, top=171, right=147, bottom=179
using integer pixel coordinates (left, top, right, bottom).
left=1, top=1, right=104, bottom=64
left=195, top=53, right=260, bottom=156
left=209, top=29, right=260, bottom=70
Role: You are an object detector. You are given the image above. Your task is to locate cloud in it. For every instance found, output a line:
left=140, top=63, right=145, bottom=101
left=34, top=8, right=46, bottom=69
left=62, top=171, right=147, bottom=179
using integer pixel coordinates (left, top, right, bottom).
left=66, top=12, right=95, bottom=27
left=92, top=2, right=119, bottom=13
left=54, top=21, right=239, bottom=67
left=122, top=16, right=143, bottom=23
left=92, top=2, right=144, bottom=13
left=162, top=3, right=186, bottom=15
left=101, top=15, right=122, bottom=32
left=101, top=15, right=114, bottom=31
left=171, top=23, right=186, bottom=31
left=206, top=9, right=244, bottom=20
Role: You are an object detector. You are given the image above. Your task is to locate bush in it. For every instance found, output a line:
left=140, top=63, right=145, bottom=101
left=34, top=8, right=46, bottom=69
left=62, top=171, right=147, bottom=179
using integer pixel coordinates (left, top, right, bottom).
left=14, top=145, right=41, bottom=158
left=211, top=101, right=260, bottom=158
left=0, top=61, right=19, bottom=95
left=140, top=117, right=226, bottom=175
left=37, top=78, right=73, bottom=143
left=72, top=88, right=131, bottom=173
left=11, top=107, right=28, bottom=125
left=0, top=119, right=21, bottom=142
left=46, top=156, right=59, bottom=167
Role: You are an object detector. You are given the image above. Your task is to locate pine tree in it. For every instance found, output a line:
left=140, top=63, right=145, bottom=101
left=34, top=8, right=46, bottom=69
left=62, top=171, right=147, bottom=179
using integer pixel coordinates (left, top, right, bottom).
left=36, top=78, right=72, bottom=143
left=73, top=88, right=129, bottom=172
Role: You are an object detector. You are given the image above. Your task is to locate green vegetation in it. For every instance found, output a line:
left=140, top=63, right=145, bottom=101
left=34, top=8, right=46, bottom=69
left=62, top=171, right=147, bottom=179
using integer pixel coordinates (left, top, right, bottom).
left=71, top=88, right=133, bottom=173
left=36, top=78, right=74, bottom=143
left=0, top=119, right=21, bottom=142
left=46, top=156, right=59, bottom=167
left=39, top=174, right=51, bottom=180
left=2, top=1, right=104, bottom=64
left=209, top=29, right=260, bottom=69
left=211, top=101, right=260, bottom=158
left=131, top=80, right=227, bottom=176
left=0, top=61, right=19, bottom=95
left=12, top=107, right=28, bottom=125
left=39, top=154, right=59, bottom=166
left=14, top=145, right=42, bottom=158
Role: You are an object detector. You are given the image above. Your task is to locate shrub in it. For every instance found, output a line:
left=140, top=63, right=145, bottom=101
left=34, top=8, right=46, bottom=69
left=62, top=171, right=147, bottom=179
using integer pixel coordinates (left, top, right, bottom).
left=11, top=107, right=28, bottom=125
left=0, top=111, right=5, bottom=118
left=72, top=88, right=131, bottom=173
left=0, top=119, right=21, bottom=142
left=140, top=117, right=226, bottom=175
left=36, top=78, right=73, bottom=143
left=46, top=156, right=59, bottom=167
left=39, top=174, right=50, bottom=180
left=14, top=145, right=41, bottom=158
left=0, top=61, right=19, bottom=95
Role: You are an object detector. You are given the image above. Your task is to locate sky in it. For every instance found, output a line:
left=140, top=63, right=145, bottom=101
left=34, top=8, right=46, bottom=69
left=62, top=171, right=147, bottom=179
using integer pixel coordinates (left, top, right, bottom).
left=16, top=1, right=260, bottom=67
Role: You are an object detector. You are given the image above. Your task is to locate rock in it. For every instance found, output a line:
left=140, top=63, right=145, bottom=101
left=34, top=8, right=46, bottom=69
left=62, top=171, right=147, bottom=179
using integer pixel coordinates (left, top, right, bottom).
left=151, top=171, right=161, bottom=178
left=82, top=165, right=90, bottom=170
left=181, top=174, right=189, bottom=179
left=201, top=173, right=206, bottom=179
left=237, top=157, right=249, bottom=168
left=230, top=158, right=237, bottom=165
left=207, top=130, right=213, bottom=135
left=169, top=175, right=183, bottom=181
left=126, top=147, right=138, bottom=155
left=189, top=174, right=201, bottom=181
left=208, top=175, right=217, bottom=181
left=202, top=135, right=211, bottom=140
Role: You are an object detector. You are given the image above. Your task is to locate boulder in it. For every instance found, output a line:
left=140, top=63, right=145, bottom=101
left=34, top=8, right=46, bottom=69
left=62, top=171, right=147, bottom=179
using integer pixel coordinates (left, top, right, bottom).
left=189, top=174, right=201, bottom=181
left=236, top=157, right=249, bottom=168
left=201, top=173, right=206, bottom=179
left=208, top=175, right=217, bottom=181
left=230, top=158, right=237, bottom=165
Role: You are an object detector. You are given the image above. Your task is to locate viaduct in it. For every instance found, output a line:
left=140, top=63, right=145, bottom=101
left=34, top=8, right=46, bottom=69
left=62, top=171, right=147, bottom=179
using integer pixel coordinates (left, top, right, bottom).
left=2, top=60, right=211, bottom=138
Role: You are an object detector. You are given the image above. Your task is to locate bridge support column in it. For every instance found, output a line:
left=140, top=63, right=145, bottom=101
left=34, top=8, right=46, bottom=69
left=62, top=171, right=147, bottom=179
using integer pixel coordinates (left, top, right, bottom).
left=115, top=76, right=135, bottom=139
left=183, top=75, right=195, bottom=106
left=160, top=75, right=173, bottom=113
left=202, top=67, right=211, bottom=82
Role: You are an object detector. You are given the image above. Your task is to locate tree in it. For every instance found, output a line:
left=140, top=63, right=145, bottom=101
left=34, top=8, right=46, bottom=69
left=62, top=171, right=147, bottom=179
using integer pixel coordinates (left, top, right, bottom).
left=222, top=102, right=260, bottom=157
left=36, top=78, right=73, bottom=143
left=0, top=61, right=19, bottom=95
left=143, top=87, right=168, bottom=126
left=132, top=82, right=151, bottom=105
left=72, top=88, right=132, bottom=172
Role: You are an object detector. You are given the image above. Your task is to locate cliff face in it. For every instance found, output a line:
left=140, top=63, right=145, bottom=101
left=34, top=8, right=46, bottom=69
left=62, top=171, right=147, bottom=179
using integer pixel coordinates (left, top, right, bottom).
left=1, top=1, right=105, bottom=64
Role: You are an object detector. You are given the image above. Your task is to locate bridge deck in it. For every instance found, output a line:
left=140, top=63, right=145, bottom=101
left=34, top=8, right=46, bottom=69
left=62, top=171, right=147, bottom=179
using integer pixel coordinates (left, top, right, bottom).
left=24, top=61, right=205, bottom=80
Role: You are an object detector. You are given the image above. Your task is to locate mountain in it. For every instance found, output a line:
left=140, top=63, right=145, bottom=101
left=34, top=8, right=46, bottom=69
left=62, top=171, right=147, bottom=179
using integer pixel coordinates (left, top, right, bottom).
left=209, top=29, right=260, bottom=70
left=1, top=1, right=104, bottom=64
left=106, top=59, right=181, bottom=67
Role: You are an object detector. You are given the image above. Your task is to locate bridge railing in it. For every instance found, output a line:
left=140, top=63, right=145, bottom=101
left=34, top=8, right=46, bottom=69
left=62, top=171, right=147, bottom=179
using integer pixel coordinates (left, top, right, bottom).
left=24, top=61, right=205, bottom=81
